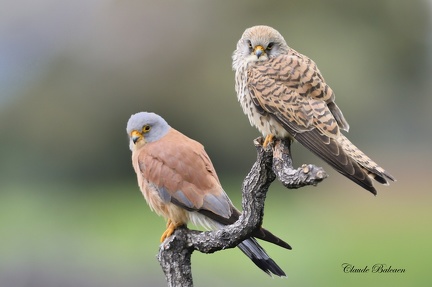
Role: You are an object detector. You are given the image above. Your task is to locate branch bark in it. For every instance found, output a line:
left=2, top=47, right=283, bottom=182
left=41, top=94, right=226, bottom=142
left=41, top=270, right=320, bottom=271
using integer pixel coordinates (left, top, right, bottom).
left=157, top=137, right=327, bottom=287
left=272, top=138, right=328, bottom=188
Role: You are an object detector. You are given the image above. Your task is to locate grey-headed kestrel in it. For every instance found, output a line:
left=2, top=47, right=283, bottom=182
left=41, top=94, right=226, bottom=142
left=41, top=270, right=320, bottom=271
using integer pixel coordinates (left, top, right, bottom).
left=127, top=112, right=291, bottom=276
left=233, top=25, right=395, bottom=195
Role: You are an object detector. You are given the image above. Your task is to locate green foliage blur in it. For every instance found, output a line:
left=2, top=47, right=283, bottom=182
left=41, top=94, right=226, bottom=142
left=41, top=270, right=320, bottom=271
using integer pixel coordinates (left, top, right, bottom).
left=1, top=0, right=431, bottom=286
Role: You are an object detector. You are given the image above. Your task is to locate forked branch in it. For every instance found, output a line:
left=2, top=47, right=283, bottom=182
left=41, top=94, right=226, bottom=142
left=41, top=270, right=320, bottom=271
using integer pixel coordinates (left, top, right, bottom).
left=157, top=137, right=326, bottom=287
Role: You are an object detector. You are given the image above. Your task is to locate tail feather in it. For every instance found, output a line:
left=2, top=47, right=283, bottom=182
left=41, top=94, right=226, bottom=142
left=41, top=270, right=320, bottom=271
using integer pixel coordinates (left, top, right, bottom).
left=295, top=130, right=378, bottom=194
left=197, top=207, right=290, bottom=276
left=237, top=238, right=286, bottom=277
left=253, top=227, right=292, bottom=250
left=293, top=129, right=395, bottom=194
left=337, top=134, right=396, bottom=185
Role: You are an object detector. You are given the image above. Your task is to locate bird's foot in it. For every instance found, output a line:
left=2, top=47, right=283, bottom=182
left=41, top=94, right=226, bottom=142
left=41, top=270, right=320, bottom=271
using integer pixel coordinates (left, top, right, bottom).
left=160, top=220, right=180, bottom=242
left=263, top=134, right=274, bottom=148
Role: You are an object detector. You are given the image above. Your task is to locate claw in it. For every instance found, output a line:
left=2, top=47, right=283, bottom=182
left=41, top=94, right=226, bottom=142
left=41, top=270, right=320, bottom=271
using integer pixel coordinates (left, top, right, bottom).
left=263, top=134, right=274, bottom=148
left=165, top=219, right=172, bottom=228
left=160, top=220, right=179, bottom=242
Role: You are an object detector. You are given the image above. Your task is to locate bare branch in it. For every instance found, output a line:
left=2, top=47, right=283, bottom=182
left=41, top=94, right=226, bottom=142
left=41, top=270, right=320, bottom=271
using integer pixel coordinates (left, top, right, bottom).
left=272, top=138, right=328, bottom=189
left=157, top=137, right=327, bottom=286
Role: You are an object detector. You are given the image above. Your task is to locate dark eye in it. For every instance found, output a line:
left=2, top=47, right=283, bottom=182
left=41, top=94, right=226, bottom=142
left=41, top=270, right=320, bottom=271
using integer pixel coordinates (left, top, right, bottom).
left=142, top=125, right=151, bottom=133
left=247, top=40, right=253, bottom=49
left=266, top=42, right=274, bottom=50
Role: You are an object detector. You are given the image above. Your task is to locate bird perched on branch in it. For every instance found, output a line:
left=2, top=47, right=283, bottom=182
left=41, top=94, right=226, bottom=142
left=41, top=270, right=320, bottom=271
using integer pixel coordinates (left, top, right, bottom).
left=126, top=112, right=291, bottom=277
left=232, top=25, right=395, bottom=195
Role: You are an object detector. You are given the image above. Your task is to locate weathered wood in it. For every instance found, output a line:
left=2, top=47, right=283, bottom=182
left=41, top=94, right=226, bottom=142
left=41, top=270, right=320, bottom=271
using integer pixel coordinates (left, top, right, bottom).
left=272, top=138, right=328, bottom=188
left=157, top=137, right=326, bottom=286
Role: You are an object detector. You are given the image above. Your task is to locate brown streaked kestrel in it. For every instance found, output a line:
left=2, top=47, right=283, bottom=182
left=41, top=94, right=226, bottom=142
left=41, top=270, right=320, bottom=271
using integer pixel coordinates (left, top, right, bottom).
left=126, top=112, right=291, bottom=276
left=232, top=25, right=395, bottom=195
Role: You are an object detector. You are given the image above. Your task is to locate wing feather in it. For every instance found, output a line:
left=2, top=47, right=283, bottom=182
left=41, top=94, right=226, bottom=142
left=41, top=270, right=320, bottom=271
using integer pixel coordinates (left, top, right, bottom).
left=247, top=50, right=384, bottom=194
left=138, top=129, right=233, bottom=218
left=248, top=52, right=343, bottom=138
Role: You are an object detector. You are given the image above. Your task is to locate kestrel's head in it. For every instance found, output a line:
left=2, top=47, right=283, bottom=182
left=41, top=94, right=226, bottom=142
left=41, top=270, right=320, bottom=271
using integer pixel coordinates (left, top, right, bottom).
left=232, top=25, right=289, bottom=70
left=126, top=112, right=170, bottom=151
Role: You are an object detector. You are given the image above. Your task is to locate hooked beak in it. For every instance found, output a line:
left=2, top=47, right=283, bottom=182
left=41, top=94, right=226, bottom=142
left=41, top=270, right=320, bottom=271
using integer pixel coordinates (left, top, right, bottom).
left=253, top=45, right=265, bottom=58
left=131, top=130, right=143, bottom=144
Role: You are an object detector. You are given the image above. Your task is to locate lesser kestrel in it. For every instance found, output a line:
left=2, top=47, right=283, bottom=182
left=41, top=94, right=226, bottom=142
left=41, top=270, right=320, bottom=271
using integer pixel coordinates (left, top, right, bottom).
left=127, top=112, right=291, bottom=276
left=233, top=25, right=395, bottom=194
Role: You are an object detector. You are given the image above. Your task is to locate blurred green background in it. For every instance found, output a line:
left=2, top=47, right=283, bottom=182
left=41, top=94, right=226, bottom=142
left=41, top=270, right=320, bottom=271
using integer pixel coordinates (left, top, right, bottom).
left=1, top=0, right=431, bottom=286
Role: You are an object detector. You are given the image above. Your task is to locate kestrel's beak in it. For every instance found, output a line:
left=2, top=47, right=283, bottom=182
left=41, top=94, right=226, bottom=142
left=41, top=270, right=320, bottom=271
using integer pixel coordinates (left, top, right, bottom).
left=253, top=45, right=265, bottom=58
left=131, top=130, right=143, bottom=144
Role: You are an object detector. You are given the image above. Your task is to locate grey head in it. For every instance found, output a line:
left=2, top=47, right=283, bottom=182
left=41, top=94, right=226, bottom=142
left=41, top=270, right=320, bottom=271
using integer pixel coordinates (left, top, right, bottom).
left=232, top=25, right=290, bottom=70
left=126, top=112, right=170, bottom=150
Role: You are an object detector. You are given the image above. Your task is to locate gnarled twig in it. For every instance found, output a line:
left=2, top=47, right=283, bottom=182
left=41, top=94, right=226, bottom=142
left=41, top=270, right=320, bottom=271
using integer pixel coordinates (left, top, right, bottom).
left=157, top=137, right=326, bottom=286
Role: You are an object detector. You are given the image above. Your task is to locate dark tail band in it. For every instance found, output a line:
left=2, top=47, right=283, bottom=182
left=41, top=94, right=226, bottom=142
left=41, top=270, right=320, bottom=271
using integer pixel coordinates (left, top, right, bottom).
left=237, top=237, right=286, bottom=277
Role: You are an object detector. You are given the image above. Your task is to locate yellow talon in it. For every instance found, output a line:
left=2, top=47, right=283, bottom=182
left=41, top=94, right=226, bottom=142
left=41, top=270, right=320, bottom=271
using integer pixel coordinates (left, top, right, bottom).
left=165, top=219, right=172, bottom=228
left=263, top=134, right=274, bottom=148
left=160, top=220, right=179, bottom=242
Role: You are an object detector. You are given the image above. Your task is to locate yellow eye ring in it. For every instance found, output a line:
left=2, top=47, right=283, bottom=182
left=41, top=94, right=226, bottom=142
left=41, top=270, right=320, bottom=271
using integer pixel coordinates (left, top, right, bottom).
left=142, top=125, right=151, bottom=133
